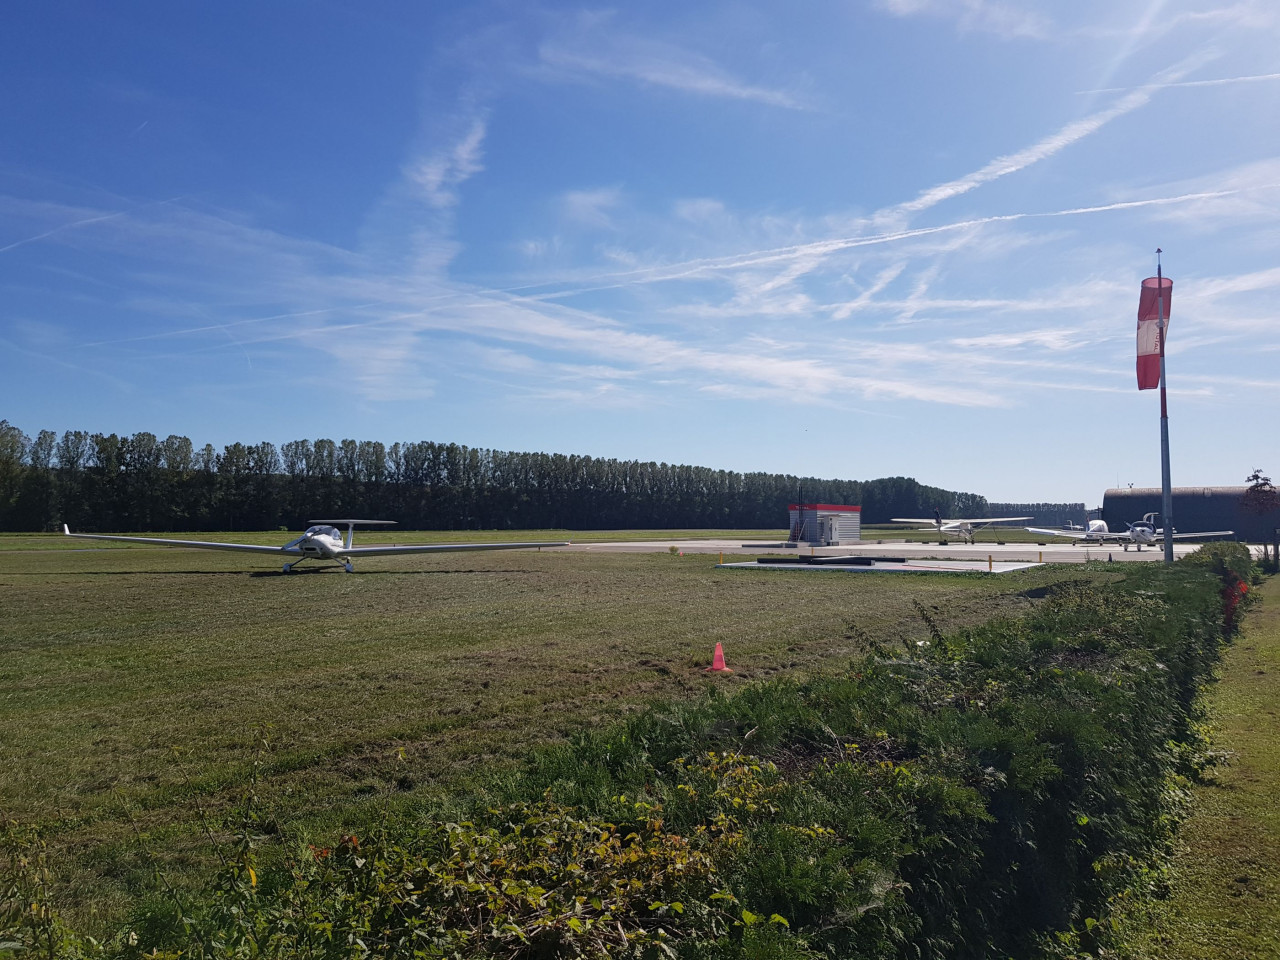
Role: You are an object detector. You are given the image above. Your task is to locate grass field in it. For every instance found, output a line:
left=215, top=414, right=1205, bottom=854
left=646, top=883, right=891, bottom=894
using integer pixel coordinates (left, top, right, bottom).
left=1, top=534, right=1113, bottom=929
left=1112, top=573, right=1280, bottom=958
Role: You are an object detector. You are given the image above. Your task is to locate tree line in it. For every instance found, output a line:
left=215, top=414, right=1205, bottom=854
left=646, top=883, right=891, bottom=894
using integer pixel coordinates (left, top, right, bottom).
left=988, top=502, right=1087, bottom=528
left=0, top=420, right=1078, bottom=533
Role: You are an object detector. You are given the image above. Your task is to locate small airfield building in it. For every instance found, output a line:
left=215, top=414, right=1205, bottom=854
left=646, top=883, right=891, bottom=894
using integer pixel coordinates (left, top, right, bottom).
left=788, top=503, right=861, bottom=546
left=1102, top=487, right=1280, bottom=542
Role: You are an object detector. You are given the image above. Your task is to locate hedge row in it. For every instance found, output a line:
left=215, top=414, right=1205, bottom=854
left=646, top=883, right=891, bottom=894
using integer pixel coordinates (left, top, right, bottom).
left=3, top=546, right=1256, bottom=959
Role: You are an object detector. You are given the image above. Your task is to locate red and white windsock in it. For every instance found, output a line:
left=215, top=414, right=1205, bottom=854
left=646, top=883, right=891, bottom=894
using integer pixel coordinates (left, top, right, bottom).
left=1136, top=276, right=1172, bottom=390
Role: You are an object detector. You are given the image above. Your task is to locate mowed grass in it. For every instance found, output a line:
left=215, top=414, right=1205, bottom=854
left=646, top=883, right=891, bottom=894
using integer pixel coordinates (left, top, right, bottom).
left=1113, top=574, right=1280, bottom=959
left=1, top=537, right=1102, bottom=927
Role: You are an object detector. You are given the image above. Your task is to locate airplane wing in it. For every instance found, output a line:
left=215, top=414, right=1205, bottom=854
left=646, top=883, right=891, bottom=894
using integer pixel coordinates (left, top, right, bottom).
left=1166, top=530, right=1234, bottom=540
left=1026, top=526, right=1135, bottom=544
left=341, top=540, right=569, bottom=556
left=892, top=516, right=1031, bottom=526
left=63, top=525, right=292, bottom=555
left=1025, top=526, right=1099, bottom=540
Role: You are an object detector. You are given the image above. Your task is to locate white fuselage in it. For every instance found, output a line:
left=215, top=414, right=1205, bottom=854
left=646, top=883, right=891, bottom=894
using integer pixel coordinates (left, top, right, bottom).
left=1071, top=518, right=1158, bottom=548
left=937, top=521, right=977, bottom=541
left=1127, top=523, right=1158, bottom=545
left=296, top=525, right=348, bottom=559
left=1081, top=518, right=1157, bottom=545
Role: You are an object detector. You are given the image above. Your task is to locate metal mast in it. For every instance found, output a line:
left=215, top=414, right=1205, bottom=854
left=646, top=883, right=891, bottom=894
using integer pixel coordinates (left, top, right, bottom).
left=1157, top=249, right=1173, bottom=564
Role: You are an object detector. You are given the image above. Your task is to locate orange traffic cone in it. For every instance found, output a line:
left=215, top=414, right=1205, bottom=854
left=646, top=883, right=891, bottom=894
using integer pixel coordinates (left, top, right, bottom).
left=705, top=642, right=733, bottom=674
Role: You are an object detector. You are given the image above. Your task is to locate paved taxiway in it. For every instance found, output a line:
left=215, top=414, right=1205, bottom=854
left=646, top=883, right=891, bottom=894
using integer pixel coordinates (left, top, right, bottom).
left=562, top=538, right=1210, bottom=564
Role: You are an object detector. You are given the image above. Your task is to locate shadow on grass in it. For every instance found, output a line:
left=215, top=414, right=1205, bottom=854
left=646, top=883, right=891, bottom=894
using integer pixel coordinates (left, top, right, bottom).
left=1, top=567, right=539, bottom=578
left=0, top=569, right=251, bottom=577
left=247, top=568, right=540, bottom=578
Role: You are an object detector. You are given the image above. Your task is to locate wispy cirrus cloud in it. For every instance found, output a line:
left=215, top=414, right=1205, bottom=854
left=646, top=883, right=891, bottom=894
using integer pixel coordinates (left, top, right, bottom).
left=405, top=116, right=488, bottom=209
left=501, top=187, right=1243, bottom=303
left=560, top=187, right=623, bottom=229
left=538, top=34, right=807, bottom=110
left=1084, top=0, right=1280, bottom=41
left=874, top=0, right=1053, bottom=40
left=17, top=172, right=1275, bottom=419
left=949, top=329, right=1090, bottom=350
left=22, top=196, right=1008, bottom=409
left=12, top=41, right=1276, bottom=425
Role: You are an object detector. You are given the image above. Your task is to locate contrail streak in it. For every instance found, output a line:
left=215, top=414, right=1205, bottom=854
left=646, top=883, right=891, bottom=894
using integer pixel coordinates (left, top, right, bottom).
left=74, top=189, right=1269, bottom=347
left=80, top=301, right=403, bottom=347
left=499, top=187, right=1251, bottom=302
left=0, top=211, right=127, bottom=254
left=887, top=87, right=1154, bottom=218
left=1080, top=71, right=1280, bottom=94
left=0, top=195, right=186, bottom=254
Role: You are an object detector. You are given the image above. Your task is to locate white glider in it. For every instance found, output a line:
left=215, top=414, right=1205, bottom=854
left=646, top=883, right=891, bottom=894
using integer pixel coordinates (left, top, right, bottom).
left=62, top=519, right=569, bottom=573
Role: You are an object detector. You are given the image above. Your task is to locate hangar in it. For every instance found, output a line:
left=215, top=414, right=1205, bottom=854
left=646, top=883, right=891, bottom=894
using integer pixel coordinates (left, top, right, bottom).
left=1102, top=486, right=1280, bottom=542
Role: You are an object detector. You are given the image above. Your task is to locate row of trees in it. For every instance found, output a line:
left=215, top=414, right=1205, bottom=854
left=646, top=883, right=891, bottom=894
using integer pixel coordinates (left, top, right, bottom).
left=0, top=420, right=1055, bottom=533
left=988, top=502, right=1088, bottom=528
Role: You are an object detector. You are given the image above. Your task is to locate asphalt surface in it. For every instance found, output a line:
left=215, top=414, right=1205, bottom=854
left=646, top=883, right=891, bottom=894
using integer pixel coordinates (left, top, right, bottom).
left=562, top=538, right=1208, bottom=564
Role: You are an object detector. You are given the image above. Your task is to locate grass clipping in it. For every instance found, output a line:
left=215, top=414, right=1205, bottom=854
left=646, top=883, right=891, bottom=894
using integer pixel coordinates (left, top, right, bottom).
left=3, top=546, right=1257, bottom=959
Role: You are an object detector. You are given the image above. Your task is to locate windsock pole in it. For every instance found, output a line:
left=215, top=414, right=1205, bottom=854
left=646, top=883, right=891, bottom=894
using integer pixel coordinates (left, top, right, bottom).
left=1157, top=250, right=1173, bottom=564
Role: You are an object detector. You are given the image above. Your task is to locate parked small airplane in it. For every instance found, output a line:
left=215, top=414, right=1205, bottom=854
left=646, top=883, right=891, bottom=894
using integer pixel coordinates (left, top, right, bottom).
left=62, top=519, right=569, bottom=573
left=1024, top=513, right=1233, bottom=551
left=890, top=509, right=1034, bottom=544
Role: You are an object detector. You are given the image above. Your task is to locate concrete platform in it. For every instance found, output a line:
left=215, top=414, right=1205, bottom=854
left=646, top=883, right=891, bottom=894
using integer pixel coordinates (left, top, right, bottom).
left=719, top=557, right=1043, bottom=574
left=562, top=538, right=1203, bottom=564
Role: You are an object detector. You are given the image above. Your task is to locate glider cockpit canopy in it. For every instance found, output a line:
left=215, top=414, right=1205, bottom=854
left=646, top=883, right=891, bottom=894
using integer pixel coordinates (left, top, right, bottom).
left=304, top=524, right=344, bottom=540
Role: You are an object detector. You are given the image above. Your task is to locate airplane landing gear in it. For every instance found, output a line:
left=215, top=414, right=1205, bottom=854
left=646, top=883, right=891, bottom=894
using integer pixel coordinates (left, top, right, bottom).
left=344, top=561, right=354, bottom=573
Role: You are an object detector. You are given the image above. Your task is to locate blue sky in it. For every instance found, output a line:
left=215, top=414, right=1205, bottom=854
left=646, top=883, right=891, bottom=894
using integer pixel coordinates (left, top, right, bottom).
left=3, top=0, right=1279, bottom=504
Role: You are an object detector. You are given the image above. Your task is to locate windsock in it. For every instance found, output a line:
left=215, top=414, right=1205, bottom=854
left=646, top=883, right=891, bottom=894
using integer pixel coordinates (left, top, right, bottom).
left=1136, top=276, right=1172, bottom=390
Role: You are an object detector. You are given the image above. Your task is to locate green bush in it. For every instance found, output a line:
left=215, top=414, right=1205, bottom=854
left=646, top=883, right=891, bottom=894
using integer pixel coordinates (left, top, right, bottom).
left=1180, top=540, right=1255, bottom=585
